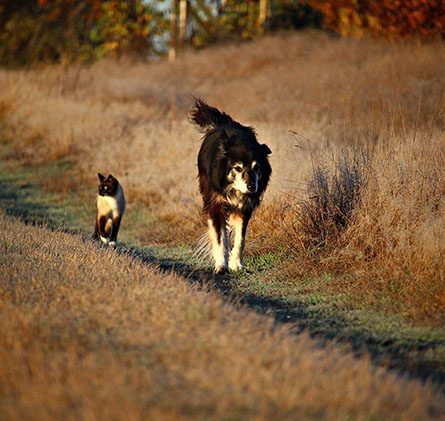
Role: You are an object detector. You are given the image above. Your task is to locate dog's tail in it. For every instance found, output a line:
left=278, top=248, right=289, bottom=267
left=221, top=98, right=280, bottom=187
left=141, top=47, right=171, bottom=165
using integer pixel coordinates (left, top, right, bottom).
left=190, top=97, right=234, bottom=132
left=192, top=232, right=211, bottom=264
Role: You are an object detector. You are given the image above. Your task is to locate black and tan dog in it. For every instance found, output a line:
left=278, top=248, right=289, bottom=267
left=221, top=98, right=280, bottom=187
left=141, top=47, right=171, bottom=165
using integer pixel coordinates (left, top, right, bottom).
left=93, top=173, right=126, bottom=248
left=190, top=98, right=272, bottom=274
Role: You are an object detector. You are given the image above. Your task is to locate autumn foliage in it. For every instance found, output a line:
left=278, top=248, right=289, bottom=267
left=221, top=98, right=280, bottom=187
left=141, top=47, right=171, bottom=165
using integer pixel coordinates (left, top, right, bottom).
left=0, top=0, right=166, bottom=66
left=311, top=0, right=445, bottom=39
left=0, top=1, right=444, bottom=66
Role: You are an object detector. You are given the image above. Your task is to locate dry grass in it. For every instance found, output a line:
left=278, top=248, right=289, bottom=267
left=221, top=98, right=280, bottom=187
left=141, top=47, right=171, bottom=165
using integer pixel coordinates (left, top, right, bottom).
left=336, top=132, right=445, bottom=322
left=0, top=210, right=443, bottom=420
left=0, top=31, right=444, bottom=321
left=293, top=148, right=368, bottom=249
left=287, top=127, right=445, bottom=323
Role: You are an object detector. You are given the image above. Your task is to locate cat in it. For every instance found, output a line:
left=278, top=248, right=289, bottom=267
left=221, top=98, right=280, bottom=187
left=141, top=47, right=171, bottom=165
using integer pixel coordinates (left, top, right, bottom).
left=93, top=173, right=126, bottom=248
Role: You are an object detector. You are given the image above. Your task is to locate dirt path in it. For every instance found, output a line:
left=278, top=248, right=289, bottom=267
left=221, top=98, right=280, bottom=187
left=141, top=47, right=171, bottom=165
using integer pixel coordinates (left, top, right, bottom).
left=4, top=210, right=445, bottom=420
left=123, top=246, right=445, bottom=385
left=0, top=164, right=444, bottom=387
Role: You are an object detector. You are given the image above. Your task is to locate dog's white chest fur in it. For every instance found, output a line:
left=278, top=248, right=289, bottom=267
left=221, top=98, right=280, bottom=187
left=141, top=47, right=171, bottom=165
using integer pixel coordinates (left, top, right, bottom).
left=227, top=190, right=246, bottom=210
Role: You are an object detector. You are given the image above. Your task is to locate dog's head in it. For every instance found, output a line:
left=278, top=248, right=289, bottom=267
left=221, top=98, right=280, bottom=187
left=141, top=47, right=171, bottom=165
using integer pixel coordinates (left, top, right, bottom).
left=227, top=160, right=262, bottom=194
left=219, top=133, right=272, bottom=195
left=98, top=173, right=119, bottom=197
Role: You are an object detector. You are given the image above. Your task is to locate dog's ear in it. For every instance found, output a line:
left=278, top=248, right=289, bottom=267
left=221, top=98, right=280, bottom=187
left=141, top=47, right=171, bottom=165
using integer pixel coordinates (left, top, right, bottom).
left=261, top=144, right=272, bottom=155
left=98, top=173, right=105, bottom=182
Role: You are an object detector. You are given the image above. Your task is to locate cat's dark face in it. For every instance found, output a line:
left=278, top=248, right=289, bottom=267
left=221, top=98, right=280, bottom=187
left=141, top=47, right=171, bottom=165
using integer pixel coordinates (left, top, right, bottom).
left=98, top=173, right=119, bottom=197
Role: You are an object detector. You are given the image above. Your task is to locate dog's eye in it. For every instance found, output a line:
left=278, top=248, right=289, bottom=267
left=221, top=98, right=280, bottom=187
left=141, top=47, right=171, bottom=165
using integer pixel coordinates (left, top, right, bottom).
left=234, top=166, right=243, bottom=173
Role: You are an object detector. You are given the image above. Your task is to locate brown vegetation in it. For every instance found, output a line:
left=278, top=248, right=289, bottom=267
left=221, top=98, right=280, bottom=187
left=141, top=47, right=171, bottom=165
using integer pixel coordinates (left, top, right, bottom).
left=0, top=1, right=166, bottom=66
left=0, top=31, right=444, bottom=322
left=0, top=211, right=443, bottom=419
left=311, top=0, right=445, bottom=39
left=288, top=130, right=445, bottom=323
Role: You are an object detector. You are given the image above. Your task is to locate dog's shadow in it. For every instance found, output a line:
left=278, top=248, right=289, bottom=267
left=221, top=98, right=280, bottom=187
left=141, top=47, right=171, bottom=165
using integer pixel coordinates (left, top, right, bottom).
left=120, top=244, right=445, bottom=386
left=119, top=245, right=229, bottom=289
left=1, top=178, right=443, bottom=386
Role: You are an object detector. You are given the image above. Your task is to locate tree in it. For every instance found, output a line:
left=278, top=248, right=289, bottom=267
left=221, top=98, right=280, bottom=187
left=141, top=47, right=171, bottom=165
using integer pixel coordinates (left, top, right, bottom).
left=0, top=0, right=167, bottom=66
left=310, top=0, right=445, bottom=39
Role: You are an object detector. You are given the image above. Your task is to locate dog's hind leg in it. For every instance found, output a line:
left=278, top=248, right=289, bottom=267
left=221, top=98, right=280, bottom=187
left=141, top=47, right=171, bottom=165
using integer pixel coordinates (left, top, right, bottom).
left=229, top=212, right=250, bottom=271
left=208, top=215, right=229, bottom=275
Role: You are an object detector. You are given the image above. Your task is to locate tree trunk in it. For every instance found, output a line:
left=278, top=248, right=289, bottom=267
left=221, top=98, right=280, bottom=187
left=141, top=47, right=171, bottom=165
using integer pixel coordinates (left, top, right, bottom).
left=179, top=0, right=187, bottom=48
left=257, top=0, right=268, bottom=34
left=169, top=0, right=178, bottom=62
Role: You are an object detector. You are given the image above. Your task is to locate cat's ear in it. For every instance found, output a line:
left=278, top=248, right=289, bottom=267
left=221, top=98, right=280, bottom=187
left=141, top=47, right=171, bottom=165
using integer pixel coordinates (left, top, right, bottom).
left=98, top=173, right=105, bottom=182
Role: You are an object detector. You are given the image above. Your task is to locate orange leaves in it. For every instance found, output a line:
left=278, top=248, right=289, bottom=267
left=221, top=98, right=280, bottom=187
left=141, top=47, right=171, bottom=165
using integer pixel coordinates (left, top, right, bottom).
left=311, top=0, right=445, bottom=39
left=0, top=0, right=167, bottom=65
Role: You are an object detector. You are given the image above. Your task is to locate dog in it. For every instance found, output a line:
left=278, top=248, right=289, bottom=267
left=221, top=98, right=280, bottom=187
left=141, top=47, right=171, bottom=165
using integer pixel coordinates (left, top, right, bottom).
left=190, top=98, right=272, bottom=274
left=93, top=173, right=126, bottom=248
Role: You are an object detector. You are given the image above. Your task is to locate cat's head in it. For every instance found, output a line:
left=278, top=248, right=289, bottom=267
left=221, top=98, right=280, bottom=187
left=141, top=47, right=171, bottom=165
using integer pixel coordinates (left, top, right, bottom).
left=98, top=173, right=119, bottom=197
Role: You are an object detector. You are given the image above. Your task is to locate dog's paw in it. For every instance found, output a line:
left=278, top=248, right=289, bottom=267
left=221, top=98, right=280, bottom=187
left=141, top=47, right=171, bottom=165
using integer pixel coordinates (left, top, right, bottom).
left=214, top=266, right=228, bottom=275
left=109, top=241, right=117, bottom=249
left=100, top=235, right=110, bottom=245
left=229, top=260, right=245, bottom=272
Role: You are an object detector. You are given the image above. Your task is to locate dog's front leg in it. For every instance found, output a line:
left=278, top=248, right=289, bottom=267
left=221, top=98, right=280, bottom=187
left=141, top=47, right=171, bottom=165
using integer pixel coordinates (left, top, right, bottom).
left=208, top=215, right=229, bottom=275
left=229, top=213, right=249, bottom=271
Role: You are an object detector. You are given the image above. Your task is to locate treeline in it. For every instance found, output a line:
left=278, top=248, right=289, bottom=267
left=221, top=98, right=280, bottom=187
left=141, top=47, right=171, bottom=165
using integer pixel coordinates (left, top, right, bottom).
left=311, top=0, right=445, bottom=39
left=1, top=0, right=444, bottom=66
left=0, top=0, right=166, bottom=66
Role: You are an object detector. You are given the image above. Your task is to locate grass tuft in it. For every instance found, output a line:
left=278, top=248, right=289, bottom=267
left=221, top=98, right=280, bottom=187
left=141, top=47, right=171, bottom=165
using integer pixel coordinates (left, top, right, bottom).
left=295, top=148, right=368, bottom=249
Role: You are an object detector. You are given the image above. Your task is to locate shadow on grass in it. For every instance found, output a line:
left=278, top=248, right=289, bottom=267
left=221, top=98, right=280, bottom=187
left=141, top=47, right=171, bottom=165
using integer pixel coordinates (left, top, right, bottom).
left=1, top=171, right=444, bottom=387
left=240, top=294, right=445, bottom=385
left=125, top=246, right=445, bottom=386
left=1, top=178, right=53, bottom=224
left=0, top=175, right=89, bottom=236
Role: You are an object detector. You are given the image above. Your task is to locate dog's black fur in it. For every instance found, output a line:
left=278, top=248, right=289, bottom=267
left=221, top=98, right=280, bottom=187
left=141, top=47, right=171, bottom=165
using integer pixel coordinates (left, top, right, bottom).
left=190, top=98, right=272, bottom=274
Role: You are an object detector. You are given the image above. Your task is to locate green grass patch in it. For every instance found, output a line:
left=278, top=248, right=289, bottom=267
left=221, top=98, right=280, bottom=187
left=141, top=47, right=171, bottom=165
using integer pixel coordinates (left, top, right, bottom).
left=227, top=257, right=445, bottom=383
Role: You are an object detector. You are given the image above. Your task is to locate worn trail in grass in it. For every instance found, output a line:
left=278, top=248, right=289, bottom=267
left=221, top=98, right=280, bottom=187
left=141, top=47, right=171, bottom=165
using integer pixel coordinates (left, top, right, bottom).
left=0, top=148, right=444, bottom=386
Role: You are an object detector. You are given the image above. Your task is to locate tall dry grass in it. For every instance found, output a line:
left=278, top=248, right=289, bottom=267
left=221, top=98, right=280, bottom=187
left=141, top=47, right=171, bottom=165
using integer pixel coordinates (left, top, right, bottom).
left=0, top=31, right=444, bottom=320
left=339, top=131, right=445, bottom=321
left=288, top=115, right=444, bottom=323
left=0, top=211, right=443, bottom=419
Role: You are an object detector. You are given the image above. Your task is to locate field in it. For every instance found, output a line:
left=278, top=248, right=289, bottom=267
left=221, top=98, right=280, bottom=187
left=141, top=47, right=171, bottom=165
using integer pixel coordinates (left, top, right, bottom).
left=0, top=31, right=444, bottom=417
left=2, top=210, right=444, bottom=419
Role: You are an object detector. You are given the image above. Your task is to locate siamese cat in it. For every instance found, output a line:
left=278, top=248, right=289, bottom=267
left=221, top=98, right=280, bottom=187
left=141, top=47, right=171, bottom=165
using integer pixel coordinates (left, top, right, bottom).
left=93, top=173, right=126, bottom=248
